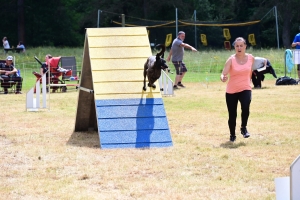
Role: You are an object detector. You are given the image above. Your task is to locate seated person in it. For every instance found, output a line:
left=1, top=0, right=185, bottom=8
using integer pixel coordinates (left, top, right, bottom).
left=0, top=56, right=23, bottom=94
left=40, top=54, right=59, bottom=92
left=17, top=41, right=25, bottom=52
left=252, top=57, right=277, bottom=88
left=40, top=54, right=52, bottom=76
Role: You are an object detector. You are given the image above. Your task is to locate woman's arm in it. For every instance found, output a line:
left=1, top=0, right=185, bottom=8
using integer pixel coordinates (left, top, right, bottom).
left=220, top=56, right=232, bottom=82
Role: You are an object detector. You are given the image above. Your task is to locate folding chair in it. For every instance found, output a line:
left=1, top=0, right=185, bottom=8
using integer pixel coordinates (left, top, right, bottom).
left=60, top=56, right=80, bottom=91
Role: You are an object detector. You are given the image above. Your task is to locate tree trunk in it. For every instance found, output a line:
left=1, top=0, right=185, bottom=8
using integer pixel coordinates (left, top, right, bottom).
left=17, top=0, right=25, bottom=44
left=282, top=20, right=291, bottom=48
left=281, top=2, right=292, bottom=48
left=143, top=0, right=148, bottom=19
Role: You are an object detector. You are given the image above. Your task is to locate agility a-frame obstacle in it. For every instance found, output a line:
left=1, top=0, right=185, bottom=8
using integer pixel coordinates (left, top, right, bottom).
left=75, top=27, right=173, bottom=149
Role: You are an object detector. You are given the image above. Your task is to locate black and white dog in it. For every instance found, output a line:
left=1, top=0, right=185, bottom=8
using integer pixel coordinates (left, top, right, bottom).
left=143, top=44, right=168, bottom=91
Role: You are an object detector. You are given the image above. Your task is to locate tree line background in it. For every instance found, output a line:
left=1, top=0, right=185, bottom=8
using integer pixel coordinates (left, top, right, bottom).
left=1, top=0, right=300, bottom=48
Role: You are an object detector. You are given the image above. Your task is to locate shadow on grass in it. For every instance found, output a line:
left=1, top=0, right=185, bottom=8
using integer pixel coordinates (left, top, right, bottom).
left=252, top=86, right=271, bottom=90
left=66, top=131, right=100, bottom=148
left=220, top=141, right=246, bottom=149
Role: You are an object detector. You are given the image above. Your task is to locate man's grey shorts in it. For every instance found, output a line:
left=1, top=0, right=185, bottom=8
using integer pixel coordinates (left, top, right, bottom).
left=172, top=61, right=187, bottom=75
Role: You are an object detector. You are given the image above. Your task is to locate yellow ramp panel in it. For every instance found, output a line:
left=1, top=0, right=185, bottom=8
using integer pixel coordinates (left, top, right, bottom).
left=94, top=80, right=161, bottom=99
left=88, top=36, right=150, bottom=47
left=92, top=70, right=144, bottom=82
left=87, top=27, right=147, bottom=37
left=90, top=59, right=146, bottom=70
left=93, top=82, right=157, bottom=94
left=89, top=47, right=151, bottom=59
left=95, top=92, right=162, bottom=100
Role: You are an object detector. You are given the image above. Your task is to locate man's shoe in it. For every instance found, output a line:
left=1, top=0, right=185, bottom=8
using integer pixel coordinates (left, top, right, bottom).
left=15, top=91, right=22, bottom=94
left=254, top=86, right=261, bottom=89
left=241, top=127, right=250, bottom=138
left=4, top=88, right=8, bottom=94
left=177, top=83, right=185, bottom=88
left=173, top=85, right=179, bottom=89
left=230, top=135, right=236, bottom=142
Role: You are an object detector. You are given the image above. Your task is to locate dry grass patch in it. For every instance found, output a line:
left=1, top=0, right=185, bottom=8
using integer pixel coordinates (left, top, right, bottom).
left=0, top=80, right=299, bottom=199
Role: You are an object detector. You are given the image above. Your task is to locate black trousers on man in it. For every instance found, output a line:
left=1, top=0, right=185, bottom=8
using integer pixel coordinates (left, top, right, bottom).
left=1, top=76, right=23, bottom=91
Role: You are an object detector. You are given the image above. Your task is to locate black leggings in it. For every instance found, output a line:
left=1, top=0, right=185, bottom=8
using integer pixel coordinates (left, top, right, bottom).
left=226, top=90, right=251, bottom=136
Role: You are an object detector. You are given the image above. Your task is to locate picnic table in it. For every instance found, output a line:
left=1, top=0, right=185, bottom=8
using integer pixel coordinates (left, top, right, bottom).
left=4, top=48, right=24, bottom=53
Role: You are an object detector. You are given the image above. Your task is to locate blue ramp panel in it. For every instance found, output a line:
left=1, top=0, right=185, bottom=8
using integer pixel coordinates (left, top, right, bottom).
left=96, top=98, right=173, bottom=149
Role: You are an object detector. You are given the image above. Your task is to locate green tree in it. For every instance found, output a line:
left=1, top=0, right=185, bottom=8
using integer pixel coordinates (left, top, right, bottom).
left=1, top=0, right=300, bottom=48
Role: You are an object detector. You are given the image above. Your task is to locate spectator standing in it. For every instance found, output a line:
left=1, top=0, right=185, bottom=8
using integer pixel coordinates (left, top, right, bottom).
left=2, top=37, right=10, bottom=48
left=167, top=31, right=197, bottom=89
left=3, top=37, right=10, bottom=53
left=291, top=26, right=300, bottom=80
left=220, top=37, right=254, bottom=142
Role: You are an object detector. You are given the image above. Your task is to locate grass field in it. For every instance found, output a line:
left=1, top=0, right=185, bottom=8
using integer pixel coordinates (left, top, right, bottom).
left=1, top=47, right=300, bottom=199
left=1, top=80, right=299, bottom=199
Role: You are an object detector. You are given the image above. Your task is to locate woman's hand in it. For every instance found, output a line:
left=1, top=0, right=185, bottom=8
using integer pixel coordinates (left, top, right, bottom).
left=220, top=74, right=228, bottom=82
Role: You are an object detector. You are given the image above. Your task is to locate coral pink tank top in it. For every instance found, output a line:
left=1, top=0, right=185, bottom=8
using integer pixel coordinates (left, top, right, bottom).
left=226, top=54, right=253, bottom=94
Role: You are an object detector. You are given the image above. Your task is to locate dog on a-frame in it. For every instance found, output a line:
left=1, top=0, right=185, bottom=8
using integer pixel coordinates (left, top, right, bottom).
left=143, top=44, right=168, bottom=91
